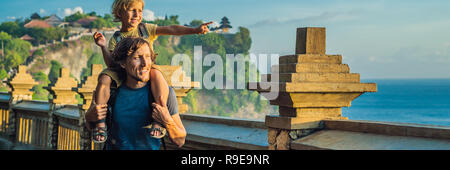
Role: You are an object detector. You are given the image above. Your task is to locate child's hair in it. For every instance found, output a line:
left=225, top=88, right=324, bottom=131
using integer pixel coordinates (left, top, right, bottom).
left=111, top=0, right=145, bottom=21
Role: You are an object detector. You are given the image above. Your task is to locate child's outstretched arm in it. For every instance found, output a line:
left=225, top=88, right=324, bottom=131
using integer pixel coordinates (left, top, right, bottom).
left=93, top=32, right=113, bottom=68
left=156, top=21, right=213, bottom=36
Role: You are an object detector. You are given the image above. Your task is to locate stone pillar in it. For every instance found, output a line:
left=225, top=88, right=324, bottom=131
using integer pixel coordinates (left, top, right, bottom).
left=77, top=64, right=103, bottom=110
left=249, top=27, right=377, bottom=150
left=46, top=68, right=79, bottom=149
left=8, top=65, right=38, bottom=103
left=155, top=65, right=200, bottom=113
left=76, top=64, right=103, bottom=150
left=6, top=65, right=38, bottom=142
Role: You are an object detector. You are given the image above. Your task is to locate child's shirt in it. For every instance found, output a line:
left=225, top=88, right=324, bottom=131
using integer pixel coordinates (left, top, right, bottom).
left=108, top=23, right=158, bottom=52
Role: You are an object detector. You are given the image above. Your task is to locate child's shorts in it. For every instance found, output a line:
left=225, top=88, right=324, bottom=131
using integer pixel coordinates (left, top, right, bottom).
left=100, top=68, right=124, bottom=88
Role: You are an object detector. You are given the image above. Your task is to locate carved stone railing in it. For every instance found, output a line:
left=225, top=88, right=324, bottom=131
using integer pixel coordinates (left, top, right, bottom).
left=11, top=100, right=51, bottom=149
left=0, top=92, right=10, bottom=138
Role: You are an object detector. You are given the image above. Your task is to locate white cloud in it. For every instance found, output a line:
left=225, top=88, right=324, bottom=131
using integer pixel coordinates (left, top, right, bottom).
left=64, top=6, right=84, bottom=16
left=40, top=9, right=46, bottom=15
left=143, top=9, right=155, bottom=21
left=143, top=9, right=163, bottom=21
left=7, top=16, right=16, bottom=20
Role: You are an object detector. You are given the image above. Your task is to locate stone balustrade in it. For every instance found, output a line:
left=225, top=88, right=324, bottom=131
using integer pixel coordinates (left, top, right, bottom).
left=0, top=27, right=449, bottom=150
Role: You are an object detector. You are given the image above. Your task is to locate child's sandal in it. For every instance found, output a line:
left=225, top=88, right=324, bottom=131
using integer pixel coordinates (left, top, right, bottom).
left=92, top=127, right=108, bottom=143
left=143, top=124, right=167, bottom=139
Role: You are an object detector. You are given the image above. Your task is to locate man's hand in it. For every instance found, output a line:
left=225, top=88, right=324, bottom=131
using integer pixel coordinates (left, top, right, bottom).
left=151, top=96, right=173, bottom=126
left=195, top=21, right=213, bottom=34
left=93, top=32, right=107, bottom=48
left=85, top=93, right=108, bottom=130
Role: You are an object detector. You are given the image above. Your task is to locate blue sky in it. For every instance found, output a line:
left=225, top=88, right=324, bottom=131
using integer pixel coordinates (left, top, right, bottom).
left=1, top=0, right=450, bottom=79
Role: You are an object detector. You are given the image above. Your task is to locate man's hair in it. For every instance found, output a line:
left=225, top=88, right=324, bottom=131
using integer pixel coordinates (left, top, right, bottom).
left=111, top=37, right=156, bottom=63
left=111, top=0, right=145, bottom=21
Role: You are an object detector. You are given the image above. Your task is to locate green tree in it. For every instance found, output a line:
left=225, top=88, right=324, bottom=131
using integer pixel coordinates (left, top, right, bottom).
left=0, top=22, right=24, bottom=37
left=0, top=31, right=12, bottom=63
left=89, top=18, right=108, bottom=29
left=188, top=20, right=204, bottom=27
left=5, top=38, right=32, bottom=60
left=0, top=68, right=8, bottom=80
left=32, top=49, right=44, bottom=57
left=26, top=27, right=67, bottom=45
left=64, top=11, right=87, bottom=22
left=147, top=15, right=180, bottom=26
left=48, top=60, right=63, bottom=84
left=31, top=71, right=50, bottom=100
left=80, top=52, right=106, bottom=80
left=87, top=11, right=97, bottom=17
left=30, top=13, right=41, bottom=20
left=26, top=27, right=46, bottom=45
left=4, top=51, right=22, bottom=70
left=1, top=37, right=31, bottom=70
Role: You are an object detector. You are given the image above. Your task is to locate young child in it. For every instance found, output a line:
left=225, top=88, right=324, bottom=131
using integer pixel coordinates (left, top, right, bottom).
left=92, top=0, right=212, bottom=143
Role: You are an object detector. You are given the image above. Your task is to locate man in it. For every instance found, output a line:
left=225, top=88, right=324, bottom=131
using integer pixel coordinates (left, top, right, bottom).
left=85, top=37, right=186, bottom=150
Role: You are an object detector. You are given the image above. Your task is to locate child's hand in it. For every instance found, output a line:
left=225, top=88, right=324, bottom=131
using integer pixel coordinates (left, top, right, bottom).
left=151, top=96, right=172, bottom=125
left=93, top=32, right=106, bottom=48
left=196, top=21, right=213, bottom=34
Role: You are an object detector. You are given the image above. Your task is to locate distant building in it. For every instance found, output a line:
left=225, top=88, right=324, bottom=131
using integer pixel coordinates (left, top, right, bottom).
left=75, top=16, right=97, bottom=27
left=30, top=13, right=41, bottom=20
left=45, top=14, right=67, bottom=28
left=24, top=19, right=52, bottom=29
left=20, top=34, right=35, bottom=41
left=211, top=16, right=233, bottom=33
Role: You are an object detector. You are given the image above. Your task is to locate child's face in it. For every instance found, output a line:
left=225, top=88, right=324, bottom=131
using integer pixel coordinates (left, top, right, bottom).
left=121, top=1, right=143, bottom=29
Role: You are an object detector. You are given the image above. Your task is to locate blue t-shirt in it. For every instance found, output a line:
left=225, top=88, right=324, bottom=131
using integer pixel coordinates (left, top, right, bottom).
left=105, top=82, right=178, bottom=150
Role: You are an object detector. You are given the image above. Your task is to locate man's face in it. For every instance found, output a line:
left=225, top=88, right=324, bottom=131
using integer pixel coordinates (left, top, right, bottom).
left=121, top=2, right=143, bottom=28
left=121, top=44, right=152, bottom=83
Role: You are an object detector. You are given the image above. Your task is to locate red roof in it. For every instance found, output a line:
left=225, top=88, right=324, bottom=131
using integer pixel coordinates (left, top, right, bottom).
left=20, top=34, right=35, bottom=41
left=24, top=19, right=52, bottom=28
left=76, top=16, right=98, bottom=27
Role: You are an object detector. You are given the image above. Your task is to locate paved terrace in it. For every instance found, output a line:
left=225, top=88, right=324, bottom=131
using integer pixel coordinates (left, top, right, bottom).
left=0, top=27, right=449, bottom=150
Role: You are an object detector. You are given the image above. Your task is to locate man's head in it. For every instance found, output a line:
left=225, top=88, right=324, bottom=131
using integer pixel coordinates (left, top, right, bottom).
left=112, top=37, right=157, bottom=83
left=111, top=0, right=144, bottom=28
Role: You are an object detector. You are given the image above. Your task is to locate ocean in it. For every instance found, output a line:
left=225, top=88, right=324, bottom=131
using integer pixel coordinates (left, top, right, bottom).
left=342, top=79, right=450, bottom=127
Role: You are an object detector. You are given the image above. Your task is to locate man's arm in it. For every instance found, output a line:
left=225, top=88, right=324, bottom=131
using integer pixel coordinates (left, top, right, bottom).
left=156, top=22, right=213, bottom=36
left=151, top=96, right=186, bottom=148
left=84, top=90, right=108, bottom=130
left=162, top=114, right=186, bottom=147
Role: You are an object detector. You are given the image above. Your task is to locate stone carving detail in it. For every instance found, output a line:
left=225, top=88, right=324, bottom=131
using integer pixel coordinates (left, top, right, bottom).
left=8, top=65, right=38, bottom=102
